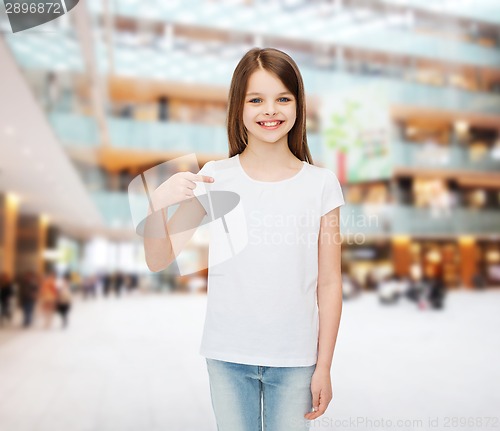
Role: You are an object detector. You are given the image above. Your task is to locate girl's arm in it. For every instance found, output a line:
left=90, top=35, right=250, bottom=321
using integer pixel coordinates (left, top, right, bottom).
left=144, top=197, right=207, bottom=272
left=143, top=172, right=213, bottom=272
left=316, top=206, right=343, bottom=371
left=304, top=206, right=342, bottom=420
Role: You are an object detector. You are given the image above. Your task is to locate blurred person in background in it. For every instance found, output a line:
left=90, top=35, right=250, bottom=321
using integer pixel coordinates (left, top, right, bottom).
left=39, top=270, right=58, bottom=329
left=428, top=271, right=446, bottom=310
left=472, top=271, right=487, bottom=290
left=365, top=268, right=379, bottom=291
left=131, top=273, right=139, bottom=291
left=417, top=275, right=432, bottom=310
left=0, top=272, right=15, bottom=327
left=70, top=271, right=82, bottom=294
left=18, top=270, right=39, bottom=328
left=55, top=273, right=73, bottom=329
left=341, top=273, right=362, bottom=299
left=82, top=274, right=97, bottom=299
left=406, top=265, right=426, bottom=304
left=102, top=273, right=112, bottom=297
left=113, top=271, right=124, bottom=297
left=123, top=273, right=134, bottom=294
left=417, top=266, right=447, bottom=311
left=378, top=274, right=400, bottom=304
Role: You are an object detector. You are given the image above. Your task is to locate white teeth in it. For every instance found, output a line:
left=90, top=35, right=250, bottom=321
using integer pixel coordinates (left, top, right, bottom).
left=259, top=121, right=281, bottom=127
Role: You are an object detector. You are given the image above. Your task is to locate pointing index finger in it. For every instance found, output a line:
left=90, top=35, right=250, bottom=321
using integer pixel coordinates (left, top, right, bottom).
left=195, top=174, right=214, bottom=183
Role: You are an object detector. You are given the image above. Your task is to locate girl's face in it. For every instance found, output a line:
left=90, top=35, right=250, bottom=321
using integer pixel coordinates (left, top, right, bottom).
left=242, top=69, right=296, bottom=147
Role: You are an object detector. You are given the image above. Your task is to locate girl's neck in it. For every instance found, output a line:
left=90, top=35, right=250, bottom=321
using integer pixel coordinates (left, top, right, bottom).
left=239, top=144, right=301, bottom=170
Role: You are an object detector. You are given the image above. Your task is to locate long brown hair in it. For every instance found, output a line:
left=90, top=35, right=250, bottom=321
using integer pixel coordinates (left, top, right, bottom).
left=226, top=47, right=314, bottom=164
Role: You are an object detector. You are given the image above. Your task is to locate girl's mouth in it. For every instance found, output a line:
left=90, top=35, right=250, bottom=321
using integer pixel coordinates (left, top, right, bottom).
left=257, top=120, right=284, bottom=130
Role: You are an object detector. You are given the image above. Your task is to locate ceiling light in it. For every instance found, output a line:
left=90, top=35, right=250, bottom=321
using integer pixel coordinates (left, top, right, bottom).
left=454, top=120, right=469, bottom=135
left=7, top=192, right=21, bottom=206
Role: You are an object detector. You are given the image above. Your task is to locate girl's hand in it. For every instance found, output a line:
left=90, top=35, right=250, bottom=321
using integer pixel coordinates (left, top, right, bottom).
left=151, top=172, right=214, bottom=211
left=303, top=366, right=333, bottom=421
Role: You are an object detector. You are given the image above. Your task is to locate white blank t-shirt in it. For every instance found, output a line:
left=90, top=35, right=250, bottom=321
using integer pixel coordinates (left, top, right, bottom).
left=194, top=153, right=345, bottom=367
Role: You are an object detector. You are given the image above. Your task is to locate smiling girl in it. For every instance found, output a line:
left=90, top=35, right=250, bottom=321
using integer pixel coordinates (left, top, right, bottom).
left=144, top=47, right=345, bottom=431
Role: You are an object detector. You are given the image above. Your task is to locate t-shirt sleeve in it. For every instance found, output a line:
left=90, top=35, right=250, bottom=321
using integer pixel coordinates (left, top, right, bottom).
left=193, top=160, right=214, bottom=215
left=320, top=170, right=345, bottom=216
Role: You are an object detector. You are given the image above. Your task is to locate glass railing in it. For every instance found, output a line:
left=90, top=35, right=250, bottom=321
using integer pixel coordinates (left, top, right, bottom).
left=90, top=194, right=500, bottom=236
left=107, top=117, right=229, bottom=154
left=340, top=204, right=392, bottom=236
left=391, top=205, right=500, bottom=235
left=39, top=66, right=500, bottom=119
left=340, top=29, right=500, bottom=68
left=84, top=0, right=500, bottom=68
left=92, top=191, right=135, bottom=230
left=49, top=112, right=500, bottom=173
left=6, top=36, right=500, bottom=116
left=392, top=141, right=500, bottom=172
left=49, top=112, right=99, bottom=147
left=389, top=79, right=500, bottom=115
left=343, top=204, right=500, bottom=236
left=310, top=71, right=500, bottom=116
left=379, top=0, right=500, bottom=26
left=49, top=112, right=325, bottom=160
left=3, top=31, right=84, bottom=71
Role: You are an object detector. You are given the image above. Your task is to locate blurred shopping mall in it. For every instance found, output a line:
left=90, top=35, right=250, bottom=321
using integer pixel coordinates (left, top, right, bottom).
left=1, top=0, right=500, bottom=294
left=1, top=2, right=500, bottom=431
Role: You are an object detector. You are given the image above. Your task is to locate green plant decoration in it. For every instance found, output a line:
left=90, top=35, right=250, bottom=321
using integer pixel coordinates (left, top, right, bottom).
left=324, top=99, right=364, bottom=154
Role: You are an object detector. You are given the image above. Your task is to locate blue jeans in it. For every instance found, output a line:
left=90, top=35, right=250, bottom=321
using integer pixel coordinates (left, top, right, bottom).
left=206, top=358, right=316, bottom=431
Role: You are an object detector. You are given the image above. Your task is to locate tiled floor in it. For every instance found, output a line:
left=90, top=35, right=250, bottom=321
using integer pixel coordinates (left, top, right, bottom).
left=0, top=289, right=499, bottom=431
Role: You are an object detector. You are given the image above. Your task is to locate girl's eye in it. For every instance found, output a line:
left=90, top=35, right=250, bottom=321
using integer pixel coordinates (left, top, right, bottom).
left=248, top=97, right=292, bottom=103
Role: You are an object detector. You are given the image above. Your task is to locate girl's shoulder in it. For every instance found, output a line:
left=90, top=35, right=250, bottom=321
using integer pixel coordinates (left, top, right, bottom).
left=305, top=164, right=342, bottom=187
left=304, top=162, right=333, bottom=176
left=200, top=155, right=239, bottom=176
left=209, top=155, right=238, bottom=168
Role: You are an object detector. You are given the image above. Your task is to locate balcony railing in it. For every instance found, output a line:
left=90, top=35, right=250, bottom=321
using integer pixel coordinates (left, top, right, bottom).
left=49, top=112, right=99, bottom=147
left=92, top=191, right=131, bottom=229
left=392, top=141, right=500, bottom=172
left=49, top=112, right=324, bottom=160
left=341, top=204, right=500, bottom=236
left=91, top=193, right=500, bottom=236
left=85, top=0, right=500, bottom=68
left=307, top=71, right=500, bottom=116
left=7, top=33, right=500, bottom=117
left=49, top=112, right=500, bottom=174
